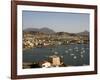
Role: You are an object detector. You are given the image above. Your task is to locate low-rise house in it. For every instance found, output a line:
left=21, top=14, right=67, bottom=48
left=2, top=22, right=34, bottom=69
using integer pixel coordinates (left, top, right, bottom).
left=41, top=61, right=51, bottom=68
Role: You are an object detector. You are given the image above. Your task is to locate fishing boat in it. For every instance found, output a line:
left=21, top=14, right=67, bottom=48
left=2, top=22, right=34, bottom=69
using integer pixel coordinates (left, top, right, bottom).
left=73, top=56, right=77, bottom=59
left=65, top=50, right=68, bottom=53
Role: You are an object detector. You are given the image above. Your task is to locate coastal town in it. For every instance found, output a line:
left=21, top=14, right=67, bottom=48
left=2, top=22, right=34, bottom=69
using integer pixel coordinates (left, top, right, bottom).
left=22, top=11, right=90, bottom=69
left=23, top=30, right=89, bottom=49
left=23, top=28, right=89, bottom=69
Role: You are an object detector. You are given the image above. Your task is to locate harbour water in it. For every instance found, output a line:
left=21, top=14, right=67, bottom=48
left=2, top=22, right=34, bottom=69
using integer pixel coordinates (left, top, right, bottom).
left=23, top=43, right=89, bottom=66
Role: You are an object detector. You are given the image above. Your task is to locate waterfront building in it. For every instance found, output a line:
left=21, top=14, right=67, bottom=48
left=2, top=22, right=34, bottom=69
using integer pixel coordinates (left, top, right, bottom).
left=51, top=55, right=61, bottom=67
left=41, top=61, right=51, bottom=68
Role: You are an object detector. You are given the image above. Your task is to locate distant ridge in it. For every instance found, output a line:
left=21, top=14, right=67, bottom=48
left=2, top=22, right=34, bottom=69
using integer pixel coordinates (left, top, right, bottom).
left=23, top=27, right=89, bottom=36
left=77, top=30, right=89, bottom=36
left=23, top=27, right=55, bottom=34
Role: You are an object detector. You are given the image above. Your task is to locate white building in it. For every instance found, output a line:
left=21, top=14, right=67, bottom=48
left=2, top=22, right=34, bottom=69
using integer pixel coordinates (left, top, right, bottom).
left=42, top=61, right=51, bottom=68
left=52, top=55, right=61, bottom=66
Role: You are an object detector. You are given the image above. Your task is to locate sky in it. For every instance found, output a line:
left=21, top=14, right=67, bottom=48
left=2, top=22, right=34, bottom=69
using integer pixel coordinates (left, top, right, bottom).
left=22, top=11, right=89, bottom=33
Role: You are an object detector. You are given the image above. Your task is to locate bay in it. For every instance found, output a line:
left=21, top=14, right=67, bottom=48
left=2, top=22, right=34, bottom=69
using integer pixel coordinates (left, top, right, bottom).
left=23, top=44, right=89, bottom=66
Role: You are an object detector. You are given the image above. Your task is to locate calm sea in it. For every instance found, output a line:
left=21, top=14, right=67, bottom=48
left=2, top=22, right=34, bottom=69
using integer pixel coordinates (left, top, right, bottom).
left=23, top=44, right=89, bottom=66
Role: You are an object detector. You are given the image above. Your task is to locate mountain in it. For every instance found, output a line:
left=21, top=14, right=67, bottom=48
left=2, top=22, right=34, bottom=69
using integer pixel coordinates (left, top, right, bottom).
left=77, top=30, right=89, bottom=36
left=23, top=27, right=55, bottom=34
left=23, top=28, right=39, bottom=32
left=23, top=28, right=89, bottom=36
left=39, top=27, right=55, bottom=34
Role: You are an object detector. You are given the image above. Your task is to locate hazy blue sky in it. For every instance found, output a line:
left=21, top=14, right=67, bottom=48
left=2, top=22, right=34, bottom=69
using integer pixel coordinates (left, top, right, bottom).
left=22, top=11, right=89, bottom=33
